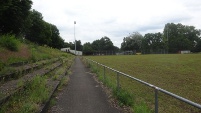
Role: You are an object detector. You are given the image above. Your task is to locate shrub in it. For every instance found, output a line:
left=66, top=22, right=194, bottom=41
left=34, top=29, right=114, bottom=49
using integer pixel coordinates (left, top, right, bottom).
left=26, top=75, right=49, bottom=104
left=0, top=34, right=20, bottom=51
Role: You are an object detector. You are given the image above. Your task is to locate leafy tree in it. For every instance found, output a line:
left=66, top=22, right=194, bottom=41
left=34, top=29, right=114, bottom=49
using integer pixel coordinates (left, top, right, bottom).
left=68, top=42, right=74, bottom=50
left=25, top=10, right=43, bottom=43
left=25, top=10, right=65, bottom=48
left=49, top=24, right=64, bottom=49
left=75, top=40, right=83, bottom=51
left=64, top=42, right=72, bottom=48
left=142, top=32, right=166, bottom=53
left=121, top=32, right=143, bottom=52
left=113, top=46, right=120, bottom=52
left=0, top=1, right=65, bottom=49
left=92, top=36, right=115, bottom=51
left=100, top=36, right=114, bottom=50
left=65, top=40, right=83, bottom=51
left=194, top=40, right=201, bottom=52
left=91, top=39, right=102, bottom=51
left=164, top=23, right=201, bottom=53
left=83, top=42, right=94, bottom=55
left=25, top=10, right=51, bottom=45
left=0, top=0, right=32, bottom=35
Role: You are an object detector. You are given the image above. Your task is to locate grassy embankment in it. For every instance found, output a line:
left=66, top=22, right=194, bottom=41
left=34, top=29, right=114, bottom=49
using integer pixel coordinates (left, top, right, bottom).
left=86, top=54, right=201, bottom=113
left=0, top=34, right=74, bottom=112
left=0, top=35, right=69, bottom=68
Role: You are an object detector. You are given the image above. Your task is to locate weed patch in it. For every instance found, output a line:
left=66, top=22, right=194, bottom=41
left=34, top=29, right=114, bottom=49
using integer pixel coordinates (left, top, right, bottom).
left=0, top=34, right=20, bottom=51
left=0, top=75, right=50, bottom=113
left=134, top=102, right=152, bottom=113
left=58, top=76, right=69, bottom=90
left=0, top=61, right=4, bottom=71
left=49, top=98, right=56, bottom=107
left=113, top=88, right=134, bottom=106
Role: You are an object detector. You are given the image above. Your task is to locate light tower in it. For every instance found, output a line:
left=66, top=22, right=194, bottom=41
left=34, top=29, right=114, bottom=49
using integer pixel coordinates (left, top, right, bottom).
left=74, top=21, right=76, bottom=55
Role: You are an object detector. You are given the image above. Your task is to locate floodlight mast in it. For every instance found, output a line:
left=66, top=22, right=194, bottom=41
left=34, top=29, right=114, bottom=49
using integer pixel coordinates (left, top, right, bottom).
left=167, top=27, right=169, bottom=54
left=74, top=21, right=76, bottom=55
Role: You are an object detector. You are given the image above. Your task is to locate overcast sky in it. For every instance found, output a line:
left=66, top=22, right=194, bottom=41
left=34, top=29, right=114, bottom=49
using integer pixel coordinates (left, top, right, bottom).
left=32, top=0, right=201, bottom=48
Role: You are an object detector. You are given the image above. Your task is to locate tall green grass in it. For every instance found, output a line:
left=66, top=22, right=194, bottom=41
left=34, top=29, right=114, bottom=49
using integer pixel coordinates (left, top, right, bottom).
left=0, top=34, right=20, bottom=51
left=0, top=34, right=73, bottom=65
left=29, top=43, right=71, bottom=62
left=0, top=75, right=50, bottom=113
left=0, top=36, right=73, bottom=73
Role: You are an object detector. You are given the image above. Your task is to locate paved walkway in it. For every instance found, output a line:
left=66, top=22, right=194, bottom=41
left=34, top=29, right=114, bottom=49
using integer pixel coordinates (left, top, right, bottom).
left=53, top=57, right=122, bottom=113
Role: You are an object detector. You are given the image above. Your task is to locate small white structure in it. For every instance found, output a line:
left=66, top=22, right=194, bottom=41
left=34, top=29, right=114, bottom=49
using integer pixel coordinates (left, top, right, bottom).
left=61, top=48, right=70, bottom=52
left=61, top=48, right=83, bottom=55
left=180, top=50, right=190, bottom=54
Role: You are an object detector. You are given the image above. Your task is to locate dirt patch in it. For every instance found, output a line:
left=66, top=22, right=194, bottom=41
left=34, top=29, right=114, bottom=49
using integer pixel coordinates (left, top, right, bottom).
left=0, top=44, right=31, bottom=63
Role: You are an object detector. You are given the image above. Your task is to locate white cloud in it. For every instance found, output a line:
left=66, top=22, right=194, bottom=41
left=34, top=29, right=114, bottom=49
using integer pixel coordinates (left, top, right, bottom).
left=32, top=0, right=201, bottom=48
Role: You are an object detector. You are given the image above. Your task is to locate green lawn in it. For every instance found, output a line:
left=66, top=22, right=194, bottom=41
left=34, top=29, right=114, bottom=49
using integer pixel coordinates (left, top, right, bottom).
left=86, top=54, right=201, bottom=113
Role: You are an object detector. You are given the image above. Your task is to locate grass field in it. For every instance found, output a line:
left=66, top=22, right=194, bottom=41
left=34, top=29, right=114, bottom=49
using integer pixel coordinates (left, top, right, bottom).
left=86, top=54, right=201, bottom=113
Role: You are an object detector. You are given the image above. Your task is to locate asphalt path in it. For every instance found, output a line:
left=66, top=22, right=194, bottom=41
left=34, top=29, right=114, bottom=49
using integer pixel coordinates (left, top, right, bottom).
left=54, top=57, right=122, bottom=113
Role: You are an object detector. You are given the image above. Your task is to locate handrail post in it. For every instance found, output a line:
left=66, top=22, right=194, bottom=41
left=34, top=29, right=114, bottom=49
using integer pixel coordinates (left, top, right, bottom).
left=103, top=66, right=106, bottom=84
left=116, top=72, right=120, bottom=91
left=155, top=87, right=158, bottom=113
left=87, top=59, right=89, bottom=67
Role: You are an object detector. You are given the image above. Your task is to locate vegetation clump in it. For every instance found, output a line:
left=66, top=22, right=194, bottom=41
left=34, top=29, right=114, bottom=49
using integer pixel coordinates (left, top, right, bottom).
left=0, top=75, right=50, bottom=113
left=0, top=34, right=20, bottom=51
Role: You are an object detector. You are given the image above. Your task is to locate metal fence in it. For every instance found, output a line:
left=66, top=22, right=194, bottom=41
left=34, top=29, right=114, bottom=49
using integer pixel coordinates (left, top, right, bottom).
left=85, top=58, right=201, bottom=113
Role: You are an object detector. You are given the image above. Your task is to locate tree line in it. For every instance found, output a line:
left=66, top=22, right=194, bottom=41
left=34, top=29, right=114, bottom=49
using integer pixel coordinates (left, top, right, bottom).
left=122, top=23, right=201, bottom=53
left=1, top=1, right=200, bottom=53
left=0, top=0, right=64, bottom=49
left=81, top=36, right=119, bottom=55
left=64, top=36, right=119, bottom=55
left=81, top=23, right=201, bottom=55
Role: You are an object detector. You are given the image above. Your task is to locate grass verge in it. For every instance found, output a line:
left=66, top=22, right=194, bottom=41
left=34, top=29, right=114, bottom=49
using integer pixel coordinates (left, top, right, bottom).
left=84, top=58, right=151, bottom=113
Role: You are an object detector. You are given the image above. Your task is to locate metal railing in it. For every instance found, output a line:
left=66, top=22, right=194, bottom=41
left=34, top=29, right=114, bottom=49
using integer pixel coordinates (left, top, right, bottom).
left=85, top=58, right=201, bottom=113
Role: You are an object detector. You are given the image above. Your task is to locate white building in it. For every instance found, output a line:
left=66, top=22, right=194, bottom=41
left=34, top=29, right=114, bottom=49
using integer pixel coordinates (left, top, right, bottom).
left=61, top=48, right=83, bottom=55
left=180, top=50, right=190, bottom=54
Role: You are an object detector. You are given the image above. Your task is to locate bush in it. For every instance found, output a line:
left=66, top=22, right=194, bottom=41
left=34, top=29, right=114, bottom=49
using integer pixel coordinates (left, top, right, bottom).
left=0, top=34, right=20, bottom=51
